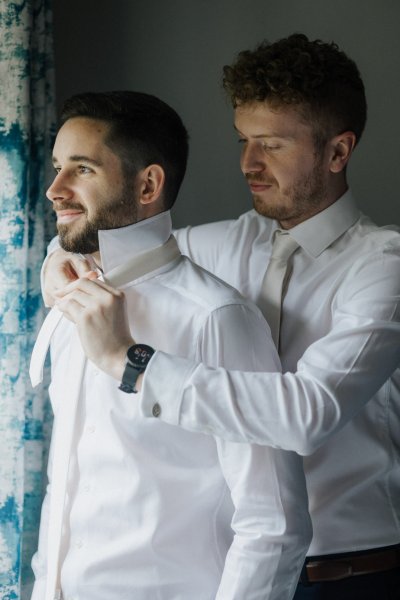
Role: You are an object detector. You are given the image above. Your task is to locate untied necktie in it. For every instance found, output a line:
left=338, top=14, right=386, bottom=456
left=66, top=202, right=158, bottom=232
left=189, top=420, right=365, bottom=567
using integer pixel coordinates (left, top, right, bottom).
left=258, top=229, right=300, bottom=348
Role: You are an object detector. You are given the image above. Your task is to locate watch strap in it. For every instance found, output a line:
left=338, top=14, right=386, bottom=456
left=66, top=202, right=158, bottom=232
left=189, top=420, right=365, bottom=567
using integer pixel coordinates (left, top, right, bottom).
left=119, top=361, right=143, bottom=394
left=119, top=344, right=155, bottom=394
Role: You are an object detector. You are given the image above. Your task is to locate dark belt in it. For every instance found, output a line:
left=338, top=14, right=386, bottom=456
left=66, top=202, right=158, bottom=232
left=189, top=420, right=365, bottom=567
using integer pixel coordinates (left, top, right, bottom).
left=300, top=544, right=400, bottom=585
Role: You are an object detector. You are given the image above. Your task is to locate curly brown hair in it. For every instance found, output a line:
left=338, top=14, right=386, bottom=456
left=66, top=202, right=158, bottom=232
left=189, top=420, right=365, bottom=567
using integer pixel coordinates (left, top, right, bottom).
left=223, top=33, right=367, bottom=147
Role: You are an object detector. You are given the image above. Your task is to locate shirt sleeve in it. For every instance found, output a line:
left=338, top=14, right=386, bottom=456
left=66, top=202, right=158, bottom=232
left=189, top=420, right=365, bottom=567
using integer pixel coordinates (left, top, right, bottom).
left=140, top=239, right=400, bottom=455
left=174, top=221, right=232, bottom=272
left=193, top=303, right=311, bottom=600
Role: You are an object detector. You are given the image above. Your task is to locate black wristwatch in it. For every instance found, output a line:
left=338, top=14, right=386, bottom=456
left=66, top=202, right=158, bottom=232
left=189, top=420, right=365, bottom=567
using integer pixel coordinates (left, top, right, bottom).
left=119, top=344, right=155, bottom=394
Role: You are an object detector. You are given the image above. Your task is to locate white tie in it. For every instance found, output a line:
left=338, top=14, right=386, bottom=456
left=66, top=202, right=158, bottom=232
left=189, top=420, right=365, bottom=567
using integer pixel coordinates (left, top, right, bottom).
left=259, top=230, right=299, bottom=347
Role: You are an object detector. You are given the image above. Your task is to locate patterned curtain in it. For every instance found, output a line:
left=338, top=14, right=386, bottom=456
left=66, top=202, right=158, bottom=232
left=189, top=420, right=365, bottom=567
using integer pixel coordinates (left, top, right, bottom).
left=0, top=1, right=55, bottom=598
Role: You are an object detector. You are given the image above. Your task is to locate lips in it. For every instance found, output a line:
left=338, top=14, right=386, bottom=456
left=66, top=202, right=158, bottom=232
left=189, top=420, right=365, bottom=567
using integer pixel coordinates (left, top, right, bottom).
left=246, top=175, right=275, bottom=190
left=53, top=201, right=86, bottom=222
left=56, top=209, right=85, bottom=224
left=248, top=182, right=274, bottom=193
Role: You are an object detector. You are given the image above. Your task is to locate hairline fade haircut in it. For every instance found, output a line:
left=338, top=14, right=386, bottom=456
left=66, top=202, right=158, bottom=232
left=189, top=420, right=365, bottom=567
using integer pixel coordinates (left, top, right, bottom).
left=222, top=33, right=367, bottom=150
left=60, top=91, right=189, bottom=211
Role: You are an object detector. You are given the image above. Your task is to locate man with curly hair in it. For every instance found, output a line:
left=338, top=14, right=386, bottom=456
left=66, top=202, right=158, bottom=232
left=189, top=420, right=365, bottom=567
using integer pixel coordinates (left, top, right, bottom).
left=42, top=34, right=400, bottom=599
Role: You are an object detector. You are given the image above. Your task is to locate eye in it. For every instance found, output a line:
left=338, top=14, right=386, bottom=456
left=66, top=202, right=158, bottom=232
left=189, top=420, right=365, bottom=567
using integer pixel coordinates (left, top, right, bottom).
left=237, top=138, right=247, bottom=145
left=261, top=141, right=281, bottom=151
left=78, top=165, right=93, bottom=174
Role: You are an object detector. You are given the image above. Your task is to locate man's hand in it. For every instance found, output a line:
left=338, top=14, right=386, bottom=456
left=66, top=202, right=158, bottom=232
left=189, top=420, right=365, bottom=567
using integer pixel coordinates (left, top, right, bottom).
left=55, top=278, right=134, bottom=381
left=43, top=248, right=97, bottom=306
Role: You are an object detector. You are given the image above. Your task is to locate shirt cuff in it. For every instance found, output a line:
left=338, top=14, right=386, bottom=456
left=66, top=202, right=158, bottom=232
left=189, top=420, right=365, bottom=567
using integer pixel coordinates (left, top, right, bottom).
left=138, top=351, right=196, bottom=426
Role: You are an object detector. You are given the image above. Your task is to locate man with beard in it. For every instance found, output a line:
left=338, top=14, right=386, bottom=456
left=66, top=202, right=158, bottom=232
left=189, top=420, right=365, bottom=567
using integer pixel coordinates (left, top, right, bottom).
left=30, top=91, right=311, bottom=600
left=42, top=35, right=400, bottom=599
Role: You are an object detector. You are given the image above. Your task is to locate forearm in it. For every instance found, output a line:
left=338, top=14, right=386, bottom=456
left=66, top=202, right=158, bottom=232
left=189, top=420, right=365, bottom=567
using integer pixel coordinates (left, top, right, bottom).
left=139, top=236, right=400, bottom=452
left=140, top=324, right=400, bottom=454
left=69, top=307, right=399, bottom=454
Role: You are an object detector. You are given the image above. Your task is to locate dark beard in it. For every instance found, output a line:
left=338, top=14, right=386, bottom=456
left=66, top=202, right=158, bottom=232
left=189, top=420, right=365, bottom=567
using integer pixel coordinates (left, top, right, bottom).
left=58, top=217, right=103, bottom=254
left=58, top=196, right=138, bottom=255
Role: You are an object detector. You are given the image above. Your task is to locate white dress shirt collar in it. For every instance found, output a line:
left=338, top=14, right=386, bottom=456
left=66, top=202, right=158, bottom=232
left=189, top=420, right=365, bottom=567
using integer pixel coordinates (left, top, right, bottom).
left=98, top=210, right=172, bottom=273
left=288, top=190, right=361, bottom=257
left=30, top=210, right=176, bottom=389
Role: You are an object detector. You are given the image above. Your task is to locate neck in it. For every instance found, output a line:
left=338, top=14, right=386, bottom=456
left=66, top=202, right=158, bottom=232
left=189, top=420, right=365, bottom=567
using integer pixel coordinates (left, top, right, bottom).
left=279, top=180, right=349, bottom=230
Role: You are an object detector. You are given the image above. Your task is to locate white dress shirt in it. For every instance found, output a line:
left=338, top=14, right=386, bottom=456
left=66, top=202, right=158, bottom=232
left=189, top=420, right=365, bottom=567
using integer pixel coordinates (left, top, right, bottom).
left=139, top=193, right=400, bottom=556
left=32, top=211, right=311, bottom=600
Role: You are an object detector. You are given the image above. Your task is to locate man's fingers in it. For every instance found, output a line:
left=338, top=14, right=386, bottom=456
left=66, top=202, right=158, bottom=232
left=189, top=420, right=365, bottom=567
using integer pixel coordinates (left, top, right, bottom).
left=55, top=278, right=125, bottom=327
left=87, top=271, right=99, bottom=281
left=61, top=261, right=79, bottom=282
left=72, top=255, right=94, bottom=278
left=56, top=296, right=84, bottom=323
left=43, top=249, right=94, bottom=306
left=55, top=276, right=123, bottom=299
left=56, top=288, right=95, bottom=311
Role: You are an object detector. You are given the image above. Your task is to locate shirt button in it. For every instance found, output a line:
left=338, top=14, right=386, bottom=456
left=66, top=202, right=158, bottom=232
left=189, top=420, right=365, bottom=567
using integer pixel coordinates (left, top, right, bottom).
left=75, top=539, right=83, bottom=549
left=86, top=424, right=96, bottom=434
left=152, top=403, right=161, bottom=417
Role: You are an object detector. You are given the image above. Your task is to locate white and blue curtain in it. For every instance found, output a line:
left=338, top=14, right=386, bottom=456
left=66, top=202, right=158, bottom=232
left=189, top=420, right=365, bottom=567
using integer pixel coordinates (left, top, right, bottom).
left=0, top=1, right=55, bottom=598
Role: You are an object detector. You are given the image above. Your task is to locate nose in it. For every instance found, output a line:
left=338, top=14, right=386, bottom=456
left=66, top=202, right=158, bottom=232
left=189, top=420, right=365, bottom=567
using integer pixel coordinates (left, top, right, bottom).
left=240, top=142, right=266, bottom=175
left=46, top=171, right=72, bottom=203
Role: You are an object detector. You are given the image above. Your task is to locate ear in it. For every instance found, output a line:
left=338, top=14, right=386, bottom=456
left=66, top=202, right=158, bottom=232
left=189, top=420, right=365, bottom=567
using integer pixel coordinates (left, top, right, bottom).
left=137, top=164, right=165, bottom=206
left=328, top=131, right=357, bottom=173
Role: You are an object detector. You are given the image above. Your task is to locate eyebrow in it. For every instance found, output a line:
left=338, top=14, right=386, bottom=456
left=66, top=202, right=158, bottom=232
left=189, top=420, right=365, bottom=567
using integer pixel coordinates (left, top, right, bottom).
left=52, top=154, right=103, bottom=167
left=234, top=125, right=294, bottom=140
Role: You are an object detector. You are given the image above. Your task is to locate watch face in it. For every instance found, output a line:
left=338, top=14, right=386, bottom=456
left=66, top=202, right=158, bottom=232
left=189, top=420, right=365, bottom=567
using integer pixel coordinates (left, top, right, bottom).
left=127, top=344, right=155, bottom=369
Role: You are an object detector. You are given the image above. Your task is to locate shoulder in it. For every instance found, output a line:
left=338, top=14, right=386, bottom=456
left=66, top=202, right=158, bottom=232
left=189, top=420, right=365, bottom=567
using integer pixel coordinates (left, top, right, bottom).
left=335, top=217, right=400, bottom=308
left=161, top=255, right=259, bottom=314
left=174, top=210, right=272, bottom=252
left=173, top=219, right=234, bottom=272
left=167, top=258, right=279, bottom=371
left=173, top=210, right=273, bottom=273
left=174, top=218, right=235, bottom=241
left=353, top=215, right=400, bottom=245
left=345, top=216, right=400, bottom=266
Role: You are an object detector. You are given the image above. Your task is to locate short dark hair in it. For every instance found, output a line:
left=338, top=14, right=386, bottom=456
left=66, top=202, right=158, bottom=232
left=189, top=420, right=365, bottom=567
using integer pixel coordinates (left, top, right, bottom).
left=60, top=91, right=189, bottom=210
left=223, top=33, right=367, bottom=147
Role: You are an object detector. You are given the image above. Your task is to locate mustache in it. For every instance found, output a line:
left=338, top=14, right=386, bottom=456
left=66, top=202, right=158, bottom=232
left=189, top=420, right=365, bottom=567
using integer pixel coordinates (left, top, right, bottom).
left=245, top=174, right=276, bottom=185
left=53, top=201, right=86, bottom=213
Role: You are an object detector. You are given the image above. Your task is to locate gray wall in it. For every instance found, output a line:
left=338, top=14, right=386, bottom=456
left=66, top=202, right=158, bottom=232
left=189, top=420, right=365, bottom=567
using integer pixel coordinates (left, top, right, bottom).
left=53, top=0, right=400, bottom=227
